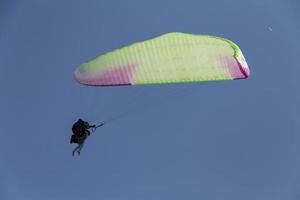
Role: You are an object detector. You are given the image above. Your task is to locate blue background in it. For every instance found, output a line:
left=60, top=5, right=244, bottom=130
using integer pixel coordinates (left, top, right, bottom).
left=1, top=0, right=299, bottom=199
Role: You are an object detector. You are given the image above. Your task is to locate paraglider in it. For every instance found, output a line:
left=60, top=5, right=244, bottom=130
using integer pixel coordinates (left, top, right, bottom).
left=74, top=32, right=250, bottom=86
left=71, top=32, right=251, bottom=156
left=70, top=119, right=104, bottom=156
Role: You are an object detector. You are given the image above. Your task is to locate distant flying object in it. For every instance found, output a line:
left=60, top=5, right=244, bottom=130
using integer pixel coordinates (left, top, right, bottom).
left=268, top=26, right=273, bottom=32
left=74, top=32, right=250, bottom=86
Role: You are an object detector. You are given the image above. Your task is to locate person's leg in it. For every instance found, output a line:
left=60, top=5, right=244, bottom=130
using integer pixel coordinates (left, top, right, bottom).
left=77, top=143, right=84, bottom=153
left=72, top=145, right=80, bottom=156
left=76, top=138, right=85, bottom=155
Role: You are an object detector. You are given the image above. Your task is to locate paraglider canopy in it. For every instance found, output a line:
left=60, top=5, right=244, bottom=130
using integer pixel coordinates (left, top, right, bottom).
left=74, top=32, right=250, bottom=86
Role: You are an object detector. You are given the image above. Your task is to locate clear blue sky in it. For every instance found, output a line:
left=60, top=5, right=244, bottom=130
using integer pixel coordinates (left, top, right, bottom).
left=1, top=0, right=299, bottom=199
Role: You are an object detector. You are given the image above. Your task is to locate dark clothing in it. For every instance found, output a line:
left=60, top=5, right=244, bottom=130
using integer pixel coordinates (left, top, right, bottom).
left=72, top=119, right=85, bottom=136
left=70, top=134, right=79, bottom=144
left=70, top=119, right=95, bottom=144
